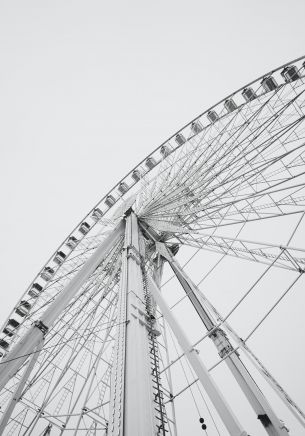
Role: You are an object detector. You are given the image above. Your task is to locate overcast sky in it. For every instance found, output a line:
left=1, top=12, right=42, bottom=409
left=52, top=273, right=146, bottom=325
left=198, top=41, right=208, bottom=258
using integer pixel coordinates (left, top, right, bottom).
left=0, top=1, right=305, bottom=434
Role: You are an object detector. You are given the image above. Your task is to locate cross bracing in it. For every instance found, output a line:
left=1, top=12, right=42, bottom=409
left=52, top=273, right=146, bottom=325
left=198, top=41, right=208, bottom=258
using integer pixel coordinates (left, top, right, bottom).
left=0, top=58, right=305, bottom=435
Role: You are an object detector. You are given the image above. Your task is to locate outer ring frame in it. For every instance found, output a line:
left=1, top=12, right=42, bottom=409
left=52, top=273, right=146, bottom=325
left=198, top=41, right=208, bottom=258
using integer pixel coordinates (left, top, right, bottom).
left=2, top=55, right=305, bottom=340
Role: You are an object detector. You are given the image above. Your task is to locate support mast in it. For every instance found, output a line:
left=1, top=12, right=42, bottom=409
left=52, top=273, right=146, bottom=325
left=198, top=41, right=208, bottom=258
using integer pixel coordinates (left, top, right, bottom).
left=108, top=210, right=165, bottom=436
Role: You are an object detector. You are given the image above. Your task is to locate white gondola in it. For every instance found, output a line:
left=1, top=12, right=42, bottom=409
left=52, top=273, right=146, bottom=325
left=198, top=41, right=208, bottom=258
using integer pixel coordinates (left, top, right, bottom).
left=118, top=182, right=128, bottom=194
left=191, top=120, right=203, bottom=134
left=79, top=222, right=90, bottom=235
left=15, top=300, right=31, bottom=317
left=207, top=110, right=219, bottom=123
left=145, top=157, right=157, bottom=170
left=28, top=283, right=43, bottom=298
left=160, top=144, right=171, bottom=158
left=66, top=236, right=78, bottom=249
left=105, top=195, right=116, bottom=207
left=92, top=208, right=103, bottom=221
left=54, top=251, right=66, bottom=265
left=0, top=339, right=9, bottom=357
left=242, top=87, right=257, bottom=102
left=40, top=267, right=54, bottom=281
left=131, top=169, right=141, bottom=182
left=261, top=76, right=278, bottom=92
left=281, top=65, right=300, bottom=83
left=224, top=98, right=237, bottom=113
left=175, top=133, right=186, bottom=146
left=3, top=319, right=20, bottom=337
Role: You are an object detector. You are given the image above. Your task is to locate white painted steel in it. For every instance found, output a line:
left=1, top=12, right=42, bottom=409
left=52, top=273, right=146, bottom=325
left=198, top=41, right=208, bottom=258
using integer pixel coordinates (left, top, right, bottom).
left=164, top=244, right=290, bottom=436
left=148, top=275, right=248, bottom=436
left=0, top=340, right=43, bottom=433
left=108, top=212, right=157, bottom=436
left=1, top=57, right=305, bottom=434
left=0, top=220, right=125, bottom=393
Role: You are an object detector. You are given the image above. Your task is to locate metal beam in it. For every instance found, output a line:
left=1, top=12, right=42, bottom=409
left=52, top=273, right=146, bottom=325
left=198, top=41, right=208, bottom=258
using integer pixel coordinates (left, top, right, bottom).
left=160, top=242, right=289, bottom=436
left=148, top=274, right=248, bottom=436
left=108, top=211, right=158, bottom=436
left=0, top=340, right=43, bottom=433
left=0, top=220, right=125, bottom=393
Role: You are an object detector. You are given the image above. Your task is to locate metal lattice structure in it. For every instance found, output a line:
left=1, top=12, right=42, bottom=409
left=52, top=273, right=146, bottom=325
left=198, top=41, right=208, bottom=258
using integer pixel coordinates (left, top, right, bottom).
left=0, top=57, right=305, bottom=435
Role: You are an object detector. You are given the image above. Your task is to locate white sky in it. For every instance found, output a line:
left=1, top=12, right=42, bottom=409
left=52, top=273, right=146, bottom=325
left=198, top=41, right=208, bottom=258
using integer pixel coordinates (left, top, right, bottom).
left=0, top=1, right=305, bottom=434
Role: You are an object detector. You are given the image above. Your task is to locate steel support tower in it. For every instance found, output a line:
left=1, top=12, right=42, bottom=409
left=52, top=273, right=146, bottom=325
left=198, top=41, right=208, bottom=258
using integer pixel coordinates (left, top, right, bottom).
left=0, top=211, right=295, bottom=435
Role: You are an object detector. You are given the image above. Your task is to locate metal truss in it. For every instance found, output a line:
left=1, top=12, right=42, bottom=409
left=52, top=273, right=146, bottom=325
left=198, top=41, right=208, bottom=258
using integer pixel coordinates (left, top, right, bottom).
left=1, top=58, right=305, bottom=435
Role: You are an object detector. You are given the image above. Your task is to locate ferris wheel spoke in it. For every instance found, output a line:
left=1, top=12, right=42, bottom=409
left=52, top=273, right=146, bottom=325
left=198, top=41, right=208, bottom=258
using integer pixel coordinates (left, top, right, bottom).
left=44, top=322, right=115, bottom=434
left=24, top=278, right=119, bottom=403
left=158, top=245, right=305, bottom=430
left=158, top=89, right=304, bottom=208
left=141, top=109, right=253, bottom=214
left=11, top=302, right=117, bottom=435
left=175, top=89, right=281, bottom=187
left=145, top=89, right=305, bottom=220
left=2, top=58, right=305, bottom=435
left=0, top=221, right=125, bottom=424
left=177, top=231, right=305, bottom=272
left=32, top=267, right=119, bottom=382
left=143, top=194, right=305, bottom=234
left=183, top=166, right=305, bottom=229
left=193, top=271, right=305, bottom=428
left=19, top=238, right=123, bottom=344
left=141, top=137, right=305, bottom=228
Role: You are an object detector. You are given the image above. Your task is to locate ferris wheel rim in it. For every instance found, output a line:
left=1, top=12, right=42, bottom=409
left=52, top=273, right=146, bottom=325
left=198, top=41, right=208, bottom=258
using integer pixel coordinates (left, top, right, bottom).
left=1, top=54, right=305, bottom=434
left=2, top=54, right=305, bottom=345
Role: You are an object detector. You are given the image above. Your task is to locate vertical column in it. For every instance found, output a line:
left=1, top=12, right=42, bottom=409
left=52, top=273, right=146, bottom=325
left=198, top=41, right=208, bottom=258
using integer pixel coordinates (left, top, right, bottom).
left=108, top=211, right=157, bottom=436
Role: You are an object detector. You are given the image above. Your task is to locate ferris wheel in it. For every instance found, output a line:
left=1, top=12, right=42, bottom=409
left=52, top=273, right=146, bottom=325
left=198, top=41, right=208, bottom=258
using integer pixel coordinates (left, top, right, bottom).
left=0, top=56, right=305, bottom=436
